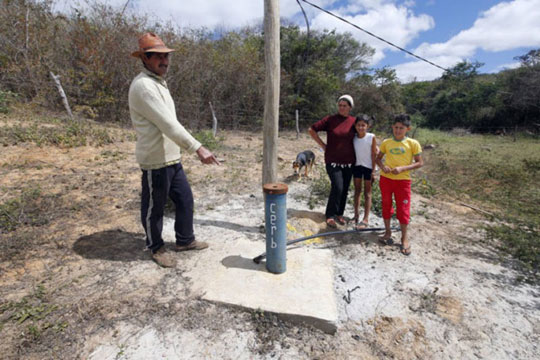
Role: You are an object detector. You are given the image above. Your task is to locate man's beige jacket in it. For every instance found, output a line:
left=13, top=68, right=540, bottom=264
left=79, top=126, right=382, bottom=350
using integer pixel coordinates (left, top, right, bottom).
left=128, top=69, right=201, bottom=170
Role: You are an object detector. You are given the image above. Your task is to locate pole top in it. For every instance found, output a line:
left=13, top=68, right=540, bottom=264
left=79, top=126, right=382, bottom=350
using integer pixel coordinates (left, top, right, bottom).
left=263, top=183, right=288, bottom=195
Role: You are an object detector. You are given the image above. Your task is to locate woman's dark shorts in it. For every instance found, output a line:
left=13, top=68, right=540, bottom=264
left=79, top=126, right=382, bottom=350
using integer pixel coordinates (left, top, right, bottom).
left=352, top=165, right=373, bottom=180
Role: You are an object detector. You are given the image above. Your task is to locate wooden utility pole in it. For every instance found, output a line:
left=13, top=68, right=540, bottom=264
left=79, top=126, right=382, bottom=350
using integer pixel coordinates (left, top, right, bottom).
left=262, top=0, right=280, bottom=185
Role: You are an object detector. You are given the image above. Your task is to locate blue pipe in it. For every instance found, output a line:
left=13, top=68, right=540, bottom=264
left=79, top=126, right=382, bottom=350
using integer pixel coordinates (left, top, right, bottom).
left=263, top=183, right=289, bottom=274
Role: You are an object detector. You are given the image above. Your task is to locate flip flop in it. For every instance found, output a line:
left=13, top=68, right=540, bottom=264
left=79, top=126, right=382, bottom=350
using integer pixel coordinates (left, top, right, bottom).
left=400, top=244, right=411, bottom=256
left=336, top=216, right=346, bottom=225
left=355, top=221, right=369, bottom=230
left=326, top=218, right=337, bottom=228
left=378, top=237, right=393, bottom=246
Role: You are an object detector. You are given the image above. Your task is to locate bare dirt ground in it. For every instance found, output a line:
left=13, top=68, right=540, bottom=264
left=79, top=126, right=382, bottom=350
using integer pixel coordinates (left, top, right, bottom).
left=0, top=121, right=539, bottom=359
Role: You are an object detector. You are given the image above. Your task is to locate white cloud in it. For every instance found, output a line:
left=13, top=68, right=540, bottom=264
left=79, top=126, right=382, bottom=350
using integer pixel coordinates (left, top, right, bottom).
left=414, top=0, right=540, bottom=59
left=129, top=0, right=333, bottom=30
left=493, top=62, right=521, bottom=72
left=393, top=54, right=462, bottom=83
left=308, top=1, right=434, bottom=64
left=394, top=0, right=540, bottom=82
left=132, top=0, right=264, bottom=29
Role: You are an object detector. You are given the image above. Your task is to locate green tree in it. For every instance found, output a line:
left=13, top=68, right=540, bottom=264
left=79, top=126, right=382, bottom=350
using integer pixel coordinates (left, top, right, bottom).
left=346, top=67, right=404, bottom=131
left=496, top=49, right=540, bottom=129
left=424, top=61, right=491, bottom=130
left=279, top=25, right=374, bottom=127
left=401, top=80, right=437, bottom=124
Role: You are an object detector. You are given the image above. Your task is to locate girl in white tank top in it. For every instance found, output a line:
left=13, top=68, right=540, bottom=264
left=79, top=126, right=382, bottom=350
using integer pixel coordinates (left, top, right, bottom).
left=352, top=115, right=378, bottom=229
left=354, top=132, right=375, bottom=169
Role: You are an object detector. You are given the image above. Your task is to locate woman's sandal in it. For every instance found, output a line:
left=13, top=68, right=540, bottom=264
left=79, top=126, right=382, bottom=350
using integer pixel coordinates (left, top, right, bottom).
left=336, top=216, right=346, bottom=225
left=326, top=218, right=337, bottom=228
left=355, top=221, right=369, bottom=230
left=400, top=244, right=411, bottom=256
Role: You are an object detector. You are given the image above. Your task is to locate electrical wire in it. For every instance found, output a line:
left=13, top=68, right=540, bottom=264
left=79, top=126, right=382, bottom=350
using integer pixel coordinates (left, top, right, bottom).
left=300, top=0, right=448, bottom=72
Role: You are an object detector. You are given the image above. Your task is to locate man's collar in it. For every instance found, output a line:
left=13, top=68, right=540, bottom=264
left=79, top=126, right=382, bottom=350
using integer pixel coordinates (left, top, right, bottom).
left=142, top=68, right=165, bottom=81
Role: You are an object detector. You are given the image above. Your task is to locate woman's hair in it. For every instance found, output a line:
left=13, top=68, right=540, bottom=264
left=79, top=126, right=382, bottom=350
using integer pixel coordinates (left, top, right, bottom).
left=393, top=114, right=411, bottom=127
left=355, top=114, right=375, bottom=126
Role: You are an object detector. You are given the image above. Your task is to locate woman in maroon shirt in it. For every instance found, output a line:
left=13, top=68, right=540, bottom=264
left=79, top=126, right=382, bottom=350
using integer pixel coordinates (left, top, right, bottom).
left=308, top=95, right=356, bottom=228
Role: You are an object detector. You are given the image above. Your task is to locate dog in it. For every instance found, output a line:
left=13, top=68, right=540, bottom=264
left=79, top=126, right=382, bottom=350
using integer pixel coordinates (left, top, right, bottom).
left=292, top=150, right=316, bottom=180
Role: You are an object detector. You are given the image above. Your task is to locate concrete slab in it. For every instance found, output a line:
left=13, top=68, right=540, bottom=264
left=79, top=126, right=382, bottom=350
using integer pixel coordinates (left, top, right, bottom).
left=184, top=238, right=338, bottom=334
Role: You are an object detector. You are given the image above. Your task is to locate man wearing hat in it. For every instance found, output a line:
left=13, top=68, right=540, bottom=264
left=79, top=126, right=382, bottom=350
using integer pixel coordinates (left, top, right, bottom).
left=129, top=33, right=220, bottom=267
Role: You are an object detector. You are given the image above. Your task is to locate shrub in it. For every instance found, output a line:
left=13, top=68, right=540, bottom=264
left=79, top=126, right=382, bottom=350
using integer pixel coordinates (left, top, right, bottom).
left=193, top=130, right=222, bottom=151
left=0, top=90, right=17, bottom=113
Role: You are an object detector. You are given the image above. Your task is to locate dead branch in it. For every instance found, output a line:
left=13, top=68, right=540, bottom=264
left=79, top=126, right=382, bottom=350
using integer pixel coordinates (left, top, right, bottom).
left=49, top=71, right=73, bottom=119
left=295, top=109, right=300, bottom=139
left=458, top=202, right=496, bottom=217
left=209, top=101, right=218, bottom=138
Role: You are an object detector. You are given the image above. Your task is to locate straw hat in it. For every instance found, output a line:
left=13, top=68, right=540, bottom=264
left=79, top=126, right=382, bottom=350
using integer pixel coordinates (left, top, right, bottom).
left=131, top=32, right=175, bottom=58
left=338, top=94, right=354, bottom=108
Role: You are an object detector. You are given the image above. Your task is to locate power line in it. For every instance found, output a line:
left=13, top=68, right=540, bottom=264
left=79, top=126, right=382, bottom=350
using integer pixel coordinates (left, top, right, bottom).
left=300, top=0, right=448, bottom=72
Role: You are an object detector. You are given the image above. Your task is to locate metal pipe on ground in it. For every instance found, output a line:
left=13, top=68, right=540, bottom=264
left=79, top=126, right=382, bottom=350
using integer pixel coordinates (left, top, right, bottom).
left=253, top=226, right=401, bottom=264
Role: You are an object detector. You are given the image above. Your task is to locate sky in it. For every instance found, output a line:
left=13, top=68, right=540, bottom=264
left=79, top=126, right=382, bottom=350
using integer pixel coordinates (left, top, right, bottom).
left=55, top=0, right=540, bottom=82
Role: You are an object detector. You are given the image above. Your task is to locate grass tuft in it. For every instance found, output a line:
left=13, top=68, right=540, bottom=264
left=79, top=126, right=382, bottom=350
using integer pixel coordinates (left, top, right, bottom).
left=0, top=120, right=117, bottom=147
left=0, top=284, right=65, bottom=340
left=0, top=185, right=54, bottom=232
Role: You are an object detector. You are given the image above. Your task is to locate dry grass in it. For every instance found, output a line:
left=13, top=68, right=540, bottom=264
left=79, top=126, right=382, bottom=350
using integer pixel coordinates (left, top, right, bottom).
left=415, top=128, right=540, bottom=278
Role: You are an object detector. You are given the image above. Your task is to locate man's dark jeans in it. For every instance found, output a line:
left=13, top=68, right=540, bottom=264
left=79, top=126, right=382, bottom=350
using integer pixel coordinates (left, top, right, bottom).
left=141, top=162, right=195, bottom=253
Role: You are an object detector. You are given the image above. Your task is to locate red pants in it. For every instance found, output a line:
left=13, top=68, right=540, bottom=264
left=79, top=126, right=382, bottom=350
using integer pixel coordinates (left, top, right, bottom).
left=379, top=176, right=411, bottom=224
